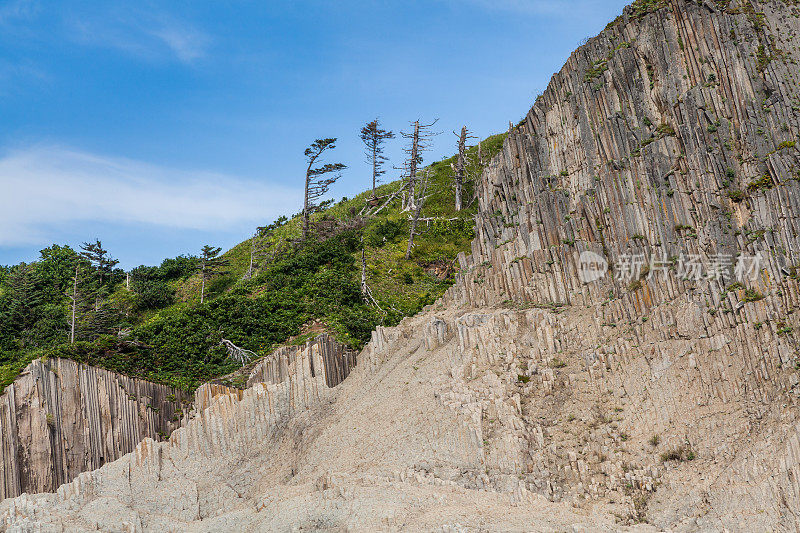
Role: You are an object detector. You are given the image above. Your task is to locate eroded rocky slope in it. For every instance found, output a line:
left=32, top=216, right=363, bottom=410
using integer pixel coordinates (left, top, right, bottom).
left=3, top=0, right=800, bottom=530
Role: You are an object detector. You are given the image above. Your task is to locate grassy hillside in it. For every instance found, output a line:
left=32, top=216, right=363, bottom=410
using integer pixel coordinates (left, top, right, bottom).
left=0, top=133, right=506, bottom=392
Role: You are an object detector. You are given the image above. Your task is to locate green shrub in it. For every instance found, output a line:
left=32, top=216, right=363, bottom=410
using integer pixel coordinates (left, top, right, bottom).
left=747, top=175, right=774, bottom=191
left=364, top=218, right=403, bottom=246
left=727, top=189, right=745, bottom=202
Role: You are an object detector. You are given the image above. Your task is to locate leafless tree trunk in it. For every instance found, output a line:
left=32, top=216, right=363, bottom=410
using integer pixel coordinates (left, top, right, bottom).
left=220, top=339, right=257, bottom=367
left=244, top=231, right=256, bottom=280
left=405, top=120, right=420, bottom=210
left=405, top=171, right=430, bottom=259
left=361, top=181, right=407, bottom=218
left=70, top=263, right=78, bottom=344
left=400, top=119, right=437, bottom=212
left=360, top=238, right=368, bottom=299
left=200, top=260, right=207, bottom=304
left=358, top=237, right=383, bottom=310
left=455, top=126, right=467, bottom=211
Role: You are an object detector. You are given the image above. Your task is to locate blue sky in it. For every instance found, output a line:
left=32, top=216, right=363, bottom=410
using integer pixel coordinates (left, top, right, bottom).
left=0, top=0, right=629, bottom=269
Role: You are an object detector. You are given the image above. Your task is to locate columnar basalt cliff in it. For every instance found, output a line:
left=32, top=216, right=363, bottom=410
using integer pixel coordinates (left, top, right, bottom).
left=246, top=333, right=357, bottom=390
left=192, top=334, right=357, bottom=413
left=3, top=0, right=800, bottom=530
left=0, top=358, right=190, bottom=500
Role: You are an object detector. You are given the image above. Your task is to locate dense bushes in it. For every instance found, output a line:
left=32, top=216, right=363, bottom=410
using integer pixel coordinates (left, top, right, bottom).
left=129, top=255, right=198, bottom=311
left=0, top=133, right=508, bottom=393
left=0, top=232, right=383, bottom=391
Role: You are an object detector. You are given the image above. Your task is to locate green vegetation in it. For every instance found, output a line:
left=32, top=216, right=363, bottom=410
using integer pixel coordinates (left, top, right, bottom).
left=747, top=174, right=774, bottom=191
left=0, top=134, right=507, bottom=393
left=727, top=189, right=745, bottom=202
left=584, top=59, right=610, bottom=83
left=743, top=288, right=765, bottom=302
left=629, top=0, right=670, bottom=20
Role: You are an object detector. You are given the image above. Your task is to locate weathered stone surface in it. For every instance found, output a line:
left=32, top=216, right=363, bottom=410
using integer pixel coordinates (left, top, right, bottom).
left=246, top=333, right=357, bottom=389
left=2, top=0, right=800, bottom=530
left=0, top=358, right=190, bottom=500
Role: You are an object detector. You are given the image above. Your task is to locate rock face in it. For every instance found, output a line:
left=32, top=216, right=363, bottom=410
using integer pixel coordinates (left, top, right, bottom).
left=0, top=358, right=190, bottom=500
left=245, top=333, right=357, bottom=390
left=3, top=0, right=800, bottom=530
left=192, top=334, right=357, bottom=413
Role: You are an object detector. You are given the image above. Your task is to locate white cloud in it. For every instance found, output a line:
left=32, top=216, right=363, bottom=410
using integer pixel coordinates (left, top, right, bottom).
left=68, top=8, right=210, bottom=64
left=0, top=146, right=300, bottom=246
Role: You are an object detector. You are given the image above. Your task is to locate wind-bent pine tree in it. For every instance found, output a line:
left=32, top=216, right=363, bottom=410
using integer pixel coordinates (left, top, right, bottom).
left=79, top=240, right=119, bottom=288
left=303, top=138, right=346, bottom=239
left=198, top=245, right=230, bottom=303
left=359, top=119, right=394, bottom=198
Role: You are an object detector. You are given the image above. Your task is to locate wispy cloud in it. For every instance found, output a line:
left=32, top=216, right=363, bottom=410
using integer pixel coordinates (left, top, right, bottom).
left=149, top=24, right=208, bottom=63
left=67, top=7, right=210, bottom=64
left=0, top=146, right=300, bottom=246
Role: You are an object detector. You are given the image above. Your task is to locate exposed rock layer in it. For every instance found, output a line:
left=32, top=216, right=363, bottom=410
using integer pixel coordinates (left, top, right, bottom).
left=0, top=358, right=190, bottom=500
left=246, top=333, right=357, bottom=390
left=3, top=0, right=800, bottom=530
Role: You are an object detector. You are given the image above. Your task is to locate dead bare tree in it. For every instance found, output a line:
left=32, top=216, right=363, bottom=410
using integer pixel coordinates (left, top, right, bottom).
left=360, top=119, right=394, bottom=198
left=359, top=237, right=383, bottom=311
left=244, top=231, right=258, bottom=281
left=220, top=338, right=257, bottom=367
left=405, top=169, right=431, bottom=259
left=450, top=126, right=477, bottom=211
left=399, top=119, right=437, bottom=211
left=69, top=263, right=79, bottom=344
left=359, top=180, right=408, bottom=218
left=303, top=138, right=346, bottom=239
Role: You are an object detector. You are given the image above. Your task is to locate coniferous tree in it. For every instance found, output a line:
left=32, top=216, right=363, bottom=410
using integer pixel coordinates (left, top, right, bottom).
left=79, top=240, right=119, bottom=291
left=303, top=138, right=346, bottom=239
left=359, top=119, right=394, bottom=198
left=75, top=240, right=121, bottom=339
left=198, top=245, right=230, bottom=303
left=1, top=264, right=40, bottom=348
